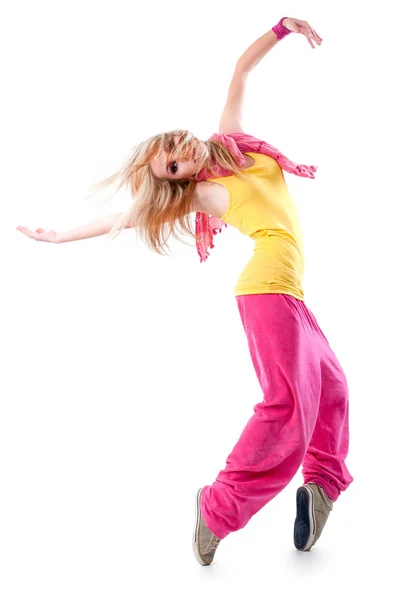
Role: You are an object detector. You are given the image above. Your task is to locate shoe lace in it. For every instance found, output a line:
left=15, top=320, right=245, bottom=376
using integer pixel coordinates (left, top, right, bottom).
left=319, top=486, right=334, bottom=509
left=209, top=536, right=221, bottom=551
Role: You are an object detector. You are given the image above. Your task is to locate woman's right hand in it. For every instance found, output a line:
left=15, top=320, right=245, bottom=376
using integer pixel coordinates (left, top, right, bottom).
left=16, top=225, right=60, bottom=243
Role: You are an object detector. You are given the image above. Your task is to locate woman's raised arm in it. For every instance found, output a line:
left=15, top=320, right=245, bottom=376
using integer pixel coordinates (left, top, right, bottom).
left=219, top=18, right=322, bottom=135
left=237, top=17, right=322, bottom=73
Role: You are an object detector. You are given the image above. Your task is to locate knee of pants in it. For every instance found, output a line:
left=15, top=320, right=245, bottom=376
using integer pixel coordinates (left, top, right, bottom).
left=234, top=435, right=309, bottom=473
left=321, top=375, right=349, bottom=414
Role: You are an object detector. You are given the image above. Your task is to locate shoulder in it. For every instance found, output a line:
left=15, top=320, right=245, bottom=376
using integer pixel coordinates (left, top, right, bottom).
left=190, top=151, right=254, bottom=213
left=191, top=180, right=219, bottom=213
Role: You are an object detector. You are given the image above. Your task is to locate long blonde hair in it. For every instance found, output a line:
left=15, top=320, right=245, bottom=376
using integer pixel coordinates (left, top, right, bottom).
left=87, top=129, right=246, bottom=257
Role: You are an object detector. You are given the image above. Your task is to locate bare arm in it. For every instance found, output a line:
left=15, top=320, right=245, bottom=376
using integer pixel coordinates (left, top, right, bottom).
left=219, top=19, right=322, bottom=134
left=236, top=18, right=321, bottom=73
left=219, top=30, right=279, bottom=134
left=16, top=211, right=133, bottom=243
left=57, top=212, right=131, bottom=243
left=236, top=28, right=280, bottom=74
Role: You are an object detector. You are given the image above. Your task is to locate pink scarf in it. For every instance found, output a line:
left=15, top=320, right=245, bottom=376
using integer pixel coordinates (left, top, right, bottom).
left=194, top=132, right=317, bottom=263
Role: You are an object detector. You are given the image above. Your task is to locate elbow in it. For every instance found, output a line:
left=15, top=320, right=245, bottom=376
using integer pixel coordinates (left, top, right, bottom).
left=235, top=60, right=250, bottom=75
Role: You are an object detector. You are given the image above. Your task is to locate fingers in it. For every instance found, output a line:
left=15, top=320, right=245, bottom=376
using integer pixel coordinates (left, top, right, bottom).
left=310, top=27, right=323, bottom=45
left=312, top=28, right=322, bottom=43
left=292, top=18, right=322, bottom=48
left=304, top=25, right=322, bottom=48
left=16, top=225, right=30, bottom=237
left=16, top=225, right=41, bottom=240
left=305, top=31, right=321, bottom=49
left=306, top=33, right=315, bottom=49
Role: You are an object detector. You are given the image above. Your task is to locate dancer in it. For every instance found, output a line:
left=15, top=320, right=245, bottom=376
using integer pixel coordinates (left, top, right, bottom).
left=16, top=16, right=353, bottom=566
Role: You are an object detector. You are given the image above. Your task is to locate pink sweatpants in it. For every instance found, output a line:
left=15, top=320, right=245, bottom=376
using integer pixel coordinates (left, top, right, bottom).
left=200, top=293, right=354, bottom=540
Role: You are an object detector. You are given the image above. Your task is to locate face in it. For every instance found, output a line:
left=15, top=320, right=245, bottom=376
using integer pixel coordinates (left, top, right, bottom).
left=150, top=135, right=206, bottom=181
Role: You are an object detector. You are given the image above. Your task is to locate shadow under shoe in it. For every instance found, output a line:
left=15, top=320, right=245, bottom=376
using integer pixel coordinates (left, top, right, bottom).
left=294, top=482, right=334, bottom=551
left=193, top=488, right=221, bottom=566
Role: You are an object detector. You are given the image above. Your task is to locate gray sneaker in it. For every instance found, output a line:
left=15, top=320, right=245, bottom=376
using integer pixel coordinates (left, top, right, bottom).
left=193, top=488, right=221, bottom=565
left=294, top=482, right=334, bottom=551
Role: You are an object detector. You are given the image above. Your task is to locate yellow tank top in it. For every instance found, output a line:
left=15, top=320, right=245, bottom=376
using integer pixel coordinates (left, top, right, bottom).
left=206, top=152, right=305, bottom=300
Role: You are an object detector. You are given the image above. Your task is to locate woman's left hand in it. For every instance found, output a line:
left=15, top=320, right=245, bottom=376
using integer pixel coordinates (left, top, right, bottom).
left=282, top=18, right=323, bottom=48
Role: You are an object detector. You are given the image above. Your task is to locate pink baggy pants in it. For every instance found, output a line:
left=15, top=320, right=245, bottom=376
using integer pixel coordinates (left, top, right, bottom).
left=200, top=293, right=354, bottom=540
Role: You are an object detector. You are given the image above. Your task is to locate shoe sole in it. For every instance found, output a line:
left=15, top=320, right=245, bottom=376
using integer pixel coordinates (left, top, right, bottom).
left=294, top=484, right=316, bottom=551
left=193, top=488, right=208, bottom=566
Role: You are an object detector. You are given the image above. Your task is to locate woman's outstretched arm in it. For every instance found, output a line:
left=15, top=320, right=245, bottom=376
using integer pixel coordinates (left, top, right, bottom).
left=16, top=212, right=133, bottom=243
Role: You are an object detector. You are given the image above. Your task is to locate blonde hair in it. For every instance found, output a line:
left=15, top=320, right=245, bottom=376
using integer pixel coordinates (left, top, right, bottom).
left=87, top=129, right=247, bottom=257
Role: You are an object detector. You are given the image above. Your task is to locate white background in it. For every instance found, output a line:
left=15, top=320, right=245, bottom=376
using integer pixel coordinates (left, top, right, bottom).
left=1, top=0, right=400, bottom=598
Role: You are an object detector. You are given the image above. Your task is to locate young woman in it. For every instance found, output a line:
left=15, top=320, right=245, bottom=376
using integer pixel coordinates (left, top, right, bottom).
left=16, top=16, right=353, bottom=566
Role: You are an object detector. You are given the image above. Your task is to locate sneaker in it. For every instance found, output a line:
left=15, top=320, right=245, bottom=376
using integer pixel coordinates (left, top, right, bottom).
left=193, top=488, right=221, bottom=565
left=294, top=482, right=334, bottom=551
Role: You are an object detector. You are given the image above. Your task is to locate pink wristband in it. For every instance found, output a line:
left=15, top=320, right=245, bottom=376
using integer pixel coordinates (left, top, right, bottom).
left=272, top=17, right=291, bottom=40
